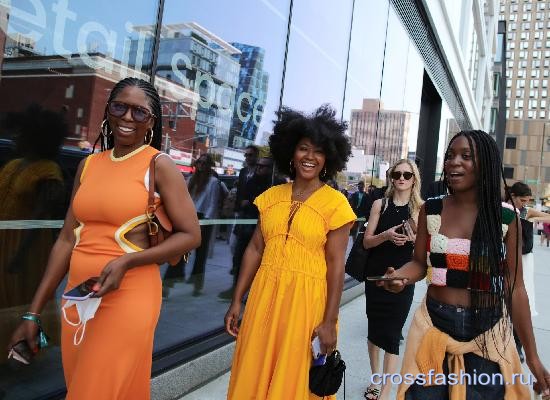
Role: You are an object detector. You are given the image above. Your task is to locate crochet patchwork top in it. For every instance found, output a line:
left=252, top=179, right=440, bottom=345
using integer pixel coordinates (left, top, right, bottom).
left=425, top=197, right=516, bottom=291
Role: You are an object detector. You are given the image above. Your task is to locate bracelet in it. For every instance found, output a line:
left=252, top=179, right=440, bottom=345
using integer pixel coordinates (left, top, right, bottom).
left=25, top=311, right=41, bottom=317
left=21, top=313, right=42, bottom=325
left=21, top=313, right=50, bottom=349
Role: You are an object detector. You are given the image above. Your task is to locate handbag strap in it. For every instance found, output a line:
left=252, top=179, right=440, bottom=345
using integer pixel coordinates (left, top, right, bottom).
left=147, top=153, right=160, bottom=215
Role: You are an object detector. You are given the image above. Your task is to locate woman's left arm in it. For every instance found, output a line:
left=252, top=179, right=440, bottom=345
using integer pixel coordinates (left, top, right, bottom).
left=505, top=216, right=550, bottom=396
left=315, top=222, right=353, bottom=354
left=95, top=156, right=201, bottom=296
left=527, top=208, right=550, bottom=222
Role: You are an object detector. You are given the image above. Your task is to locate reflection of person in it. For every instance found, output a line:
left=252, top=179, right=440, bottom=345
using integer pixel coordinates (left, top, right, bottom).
left=219, top=157, right=283, bottom=299
left=0, top=105, right=67, bottom=349
left=235, top=145, right=259, bottom=215
left=187, top=153, right=224, bottom=296
left=362, top=159, right=422, bottom=400
left=382, top=131, right=550, bottom=399
left=224, top=106, right=356, bottom=399
left=8, top=78, right=201, bottom=399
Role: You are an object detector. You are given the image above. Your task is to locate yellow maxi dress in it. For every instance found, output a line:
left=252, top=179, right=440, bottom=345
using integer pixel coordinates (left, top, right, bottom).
left=227, top=183, right=356, bottom=399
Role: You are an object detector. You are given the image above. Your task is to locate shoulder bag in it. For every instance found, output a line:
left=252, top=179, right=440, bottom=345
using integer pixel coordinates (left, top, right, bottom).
left=344, top=198, right=386, bottom=282
left=146, top=153, right=189, bottom=266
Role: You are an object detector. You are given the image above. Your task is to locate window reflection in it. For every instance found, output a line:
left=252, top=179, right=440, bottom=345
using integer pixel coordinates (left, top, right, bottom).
left=344, top=0, right=389, bottom=179
left=0, top=1, right=158, bottom=398
left=152, top=0, right=289, bottom=355
left=376, top=5, right=423, bottom=172
left=282, top=0, right=353, bottom=116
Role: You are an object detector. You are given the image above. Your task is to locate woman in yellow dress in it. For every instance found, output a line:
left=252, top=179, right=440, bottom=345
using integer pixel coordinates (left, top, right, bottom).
left=224, top=105, right=356, bottom=399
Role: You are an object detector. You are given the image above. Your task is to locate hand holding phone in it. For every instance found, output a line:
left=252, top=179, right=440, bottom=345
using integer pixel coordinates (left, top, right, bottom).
left=62, top=277, right=100, bottom=301
left=311, top=336, right=326, bottom=366
left=365, top=275, right=407, bottom=281
left=8, top=340, right=33, bottom=365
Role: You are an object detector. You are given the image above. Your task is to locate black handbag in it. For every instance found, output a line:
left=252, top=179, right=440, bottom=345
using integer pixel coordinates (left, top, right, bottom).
left=345, top=198, right=386, bottom=282
left=309, top=350, right=346, bottom=397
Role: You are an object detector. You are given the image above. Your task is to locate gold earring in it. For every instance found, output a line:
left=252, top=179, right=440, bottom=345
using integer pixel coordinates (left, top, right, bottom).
left=145, top=128, right=154, bottom=145
left=101, top=119, right=113, bottom=149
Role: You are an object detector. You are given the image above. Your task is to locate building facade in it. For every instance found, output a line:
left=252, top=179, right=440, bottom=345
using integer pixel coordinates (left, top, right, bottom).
left=500, top=0, right=550, bottom=204
left=0, top=1, right=498, bottom=398
left=350, top=99, right=411, bottom=171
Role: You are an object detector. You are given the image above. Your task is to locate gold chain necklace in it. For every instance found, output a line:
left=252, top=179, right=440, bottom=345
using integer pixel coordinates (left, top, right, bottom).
left=293, top=182, right=323, bottom=200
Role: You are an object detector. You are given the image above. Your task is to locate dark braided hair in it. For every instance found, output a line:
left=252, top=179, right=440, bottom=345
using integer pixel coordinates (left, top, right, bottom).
left=269, top=105, right=351, bottom=181
left=93, top=77, right=162, bottom=151
left=443, top=130, right=516, bottom=356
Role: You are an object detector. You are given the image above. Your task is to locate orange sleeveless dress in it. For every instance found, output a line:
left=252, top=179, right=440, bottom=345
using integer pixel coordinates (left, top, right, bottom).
left=62, top=145, right=162, bottom=400
left=227, top=183, right=356, bottom=399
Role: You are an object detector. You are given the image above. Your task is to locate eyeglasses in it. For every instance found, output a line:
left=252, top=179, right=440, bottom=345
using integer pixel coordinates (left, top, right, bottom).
left=244, top=153, right=256, bottom=158
left=256, top=164, right=272, bottom=169
left=391, top=171, right=414, bottom=180
left=107, top=101, right=155, bottom=123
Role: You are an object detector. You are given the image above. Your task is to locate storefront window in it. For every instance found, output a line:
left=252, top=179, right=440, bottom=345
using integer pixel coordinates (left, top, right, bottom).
left=152, top=0, right=290, bottom=353
left=0, top=1, right=158, bottom=398
left=282, top=0, right=353, bottom=117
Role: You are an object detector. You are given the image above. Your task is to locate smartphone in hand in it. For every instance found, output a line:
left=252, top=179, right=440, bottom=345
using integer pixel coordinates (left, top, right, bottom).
left=62, top=277, right=100, bottom=301
left=8, top=340, right=33, bottom=365
left=365, top=275, right=407, bottom=281
left=311, top=336, right=326, bottom=366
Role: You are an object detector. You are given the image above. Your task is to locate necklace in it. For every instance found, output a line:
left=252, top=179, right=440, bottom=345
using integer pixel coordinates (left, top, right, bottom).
left=292, top=182, right=323, bottom=200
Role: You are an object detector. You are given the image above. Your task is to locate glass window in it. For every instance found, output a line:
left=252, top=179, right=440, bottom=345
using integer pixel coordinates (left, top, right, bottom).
left=377, top=4, right=423, bottom=171
left=506, top=137, right=517, bottom=149
left=153, top=0, right=290, bottom=353
left=0, top=1, right=159, bottom=397
left=343, top=0, right=389, bottom=177
left=282, top=0, right=353, bottom=117
left=504, top=166, right=515, bottom=179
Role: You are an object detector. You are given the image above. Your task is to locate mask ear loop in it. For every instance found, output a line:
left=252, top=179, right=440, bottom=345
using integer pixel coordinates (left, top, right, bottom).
left=62, top=304, right=86, bottom=345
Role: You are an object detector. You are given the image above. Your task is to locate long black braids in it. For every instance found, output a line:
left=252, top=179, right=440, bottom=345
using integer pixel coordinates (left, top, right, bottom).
left=442, top=130, right=516, bottom=357
left=93, top=77, right=162, bottom=152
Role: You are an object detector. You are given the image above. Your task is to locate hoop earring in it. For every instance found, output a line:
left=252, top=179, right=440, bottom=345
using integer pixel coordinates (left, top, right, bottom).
left=289, top=160, right=295, bottom=175
left=101, top=119, right=113, bottom=148
left=145, top=128, right=154, bottom=145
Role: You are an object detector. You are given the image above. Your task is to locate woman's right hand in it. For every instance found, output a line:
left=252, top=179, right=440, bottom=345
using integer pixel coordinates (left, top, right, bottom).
left=224, top=301, right=242, bottom=337
left=7, top=320, right=39, bottom=354
left=376, top=267, right=408, bottom=293
left=385, top=225, right=408, bottom=246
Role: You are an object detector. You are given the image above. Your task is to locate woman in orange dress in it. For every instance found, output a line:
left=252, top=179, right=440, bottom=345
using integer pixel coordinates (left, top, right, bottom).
left=224, top=106, right=356, bottom=399
left=8, top=77, right=201, bottom=399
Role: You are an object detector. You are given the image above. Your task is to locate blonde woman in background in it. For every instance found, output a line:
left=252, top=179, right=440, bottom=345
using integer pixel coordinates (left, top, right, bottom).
left=362, top=159, right=422, bottom=400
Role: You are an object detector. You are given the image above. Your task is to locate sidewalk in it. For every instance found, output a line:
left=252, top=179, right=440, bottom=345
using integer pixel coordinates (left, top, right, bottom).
left=177, top=242, right=550, bottom=399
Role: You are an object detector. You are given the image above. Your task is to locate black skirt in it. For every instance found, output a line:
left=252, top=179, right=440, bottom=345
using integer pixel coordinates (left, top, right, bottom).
left=365, top=281, right=414, bottom=355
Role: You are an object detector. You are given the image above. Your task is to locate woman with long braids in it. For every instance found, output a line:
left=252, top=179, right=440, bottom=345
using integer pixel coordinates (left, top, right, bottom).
left=8, top=77, right=201, bottom=399
left=380, top=130, right=550, bottom=399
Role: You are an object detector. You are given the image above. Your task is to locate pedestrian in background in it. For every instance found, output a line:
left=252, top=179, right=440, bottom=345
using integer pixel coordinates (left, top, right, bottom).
left=224, top=105, right=355, bottom=399
left=362, top=159, right=422, bottom=400
left=186, top=153, right=224, bottom=296
left=349, top=180, right=373, bottom=238
left=382, top=130, right=550, bottom=399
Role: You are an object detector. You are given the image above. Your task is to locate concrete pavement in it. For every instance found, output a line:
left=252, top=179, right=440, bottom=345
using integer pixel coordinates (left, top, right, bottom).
left=177, top=241, right=550, bottom=399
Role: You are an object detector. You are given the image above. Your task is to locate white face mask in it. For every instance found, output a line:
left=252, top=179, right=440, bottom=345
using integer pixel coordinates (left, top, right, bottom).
left=62, top=297, right=102, bottom=345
